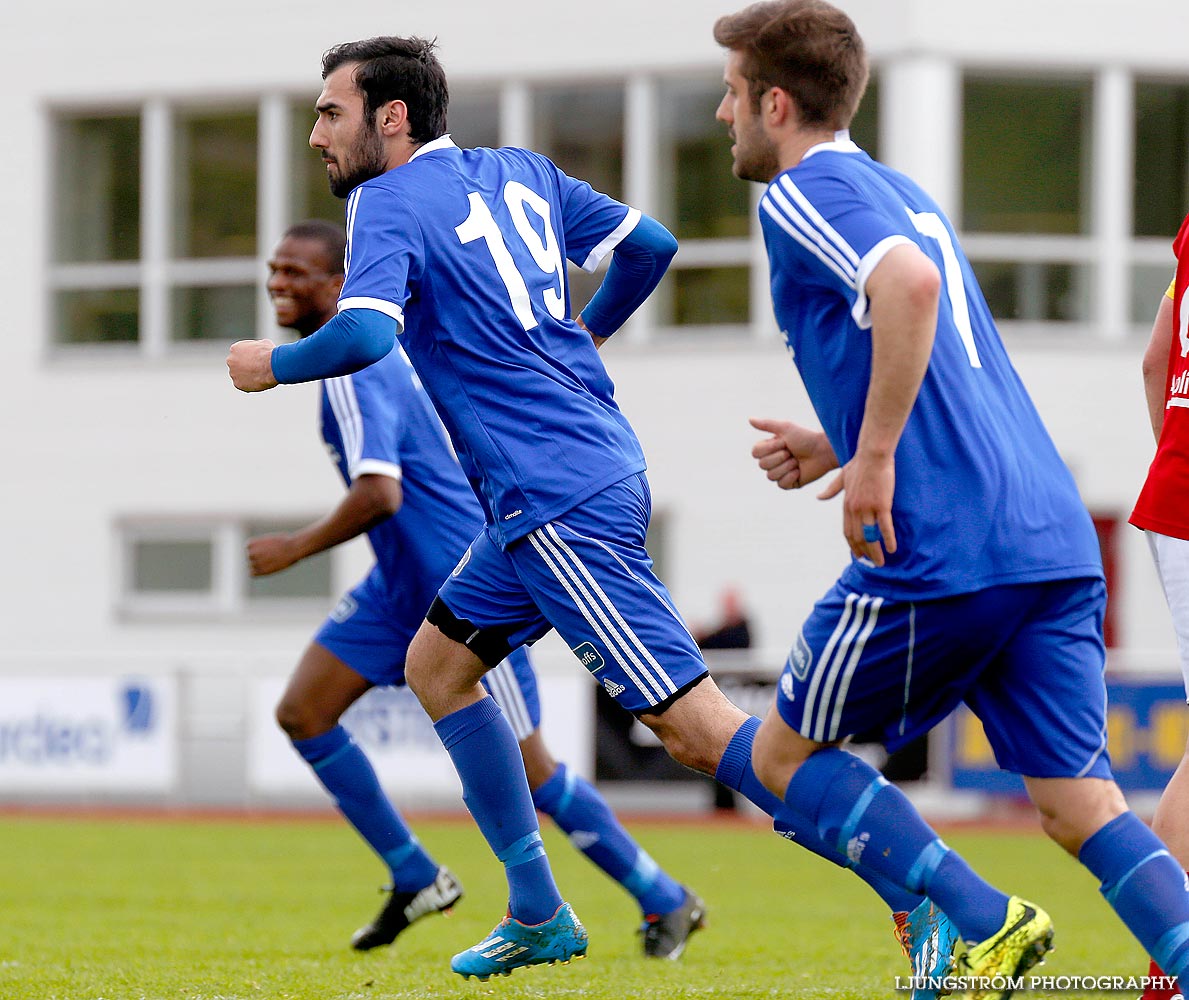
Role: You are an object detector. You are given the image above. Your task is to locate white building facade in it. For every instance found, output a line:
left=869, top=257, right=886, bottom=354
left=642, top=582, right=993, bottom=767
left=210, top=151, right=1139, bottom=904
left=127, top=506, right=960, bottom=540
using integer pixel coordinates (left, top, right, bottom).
left=1, top=0, right=1186, bottom=805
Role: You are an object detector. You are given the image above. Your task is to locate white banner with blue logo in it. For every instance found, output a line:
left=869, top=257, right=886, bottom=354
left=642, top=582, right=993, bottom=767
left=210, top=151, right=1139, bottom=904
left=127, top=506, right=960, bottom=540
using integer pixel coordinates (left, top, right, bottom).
left=0, top=676, right=177, bottom=791
left=248, top=678, right=465, bottom=798
left=247, top=659, right=592, bottom=799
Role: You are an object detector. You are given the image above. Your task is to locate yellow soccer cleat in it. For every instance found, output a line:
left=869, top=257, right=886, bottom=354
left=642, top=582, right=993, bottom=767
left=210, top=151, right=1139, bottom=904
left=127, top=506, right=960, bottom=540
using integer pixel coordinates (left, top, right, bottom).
left=954, top=896, right=1053, bottom=1000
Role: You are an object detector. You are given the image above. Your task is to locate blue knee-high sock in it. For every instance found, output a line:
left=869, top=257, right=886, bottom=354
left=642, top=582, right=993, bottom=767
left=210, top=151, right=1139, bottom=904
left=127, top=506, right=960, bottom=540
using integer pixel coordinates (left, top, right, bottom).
left=434, top=697, right=562, bottom=925
left=292, top=725, right=439, bottom=893
left=533, top=762, right=685, bottom=916
left=716, top=717, right=923, bottom=915
left=786, top=746, right=1009, bottom=942
left=1079, top=812, right=1189, bottom=979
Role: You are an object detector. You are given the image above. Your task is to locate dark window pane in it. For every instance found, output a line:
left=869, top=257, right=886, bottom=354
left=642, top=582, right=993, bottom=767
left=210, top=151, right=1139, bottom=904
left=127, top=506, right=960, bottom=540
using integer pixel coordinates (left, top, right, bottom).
left=533, top=84, right=623, bottom=201
left=849, top=73, right=880, bottom=162
left=54, top=115, right=141, bottom=263
left=174, top=110, right=257, bottom=258
left=970, top=260, right=1090, bottom=322
left=658, top=78, right=750, bottom=240
left=54, top=287, right=139, bottom=344
left=449, top=92, right=500, bottom=148
left=963, top=77, right=1091, bottom=234
left=291, top=98, right=344, bottom=226
left=244, top=520, right=333, bottom=599
left=132, top=539, right=213, bottom=592
left=172, top=284, right=256, bottom=342
left=665, top=267, right=750, bottom=326
left=1134, top=82, right=1189, bottom=238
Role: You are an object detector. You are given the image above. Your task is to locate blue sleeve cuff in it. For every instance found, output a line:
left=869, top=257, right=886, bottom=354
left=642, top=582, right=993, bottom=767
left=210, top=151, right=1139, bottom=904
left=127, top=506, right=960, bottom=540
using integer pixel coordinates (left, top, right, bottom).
left=580, top=214, right=677, bottom=338
left=270, top=308, right=397, bottom=384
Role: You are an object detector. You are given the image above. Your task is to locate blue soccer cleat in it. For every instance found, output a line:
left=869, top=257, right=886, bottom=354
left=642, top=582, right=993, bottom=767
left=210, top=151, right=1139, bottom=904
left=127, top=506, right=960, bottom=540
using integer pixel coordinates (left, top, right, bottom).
left=451, top=901, right=588, bottom=980
left=894, top=899, right=961, bottom=999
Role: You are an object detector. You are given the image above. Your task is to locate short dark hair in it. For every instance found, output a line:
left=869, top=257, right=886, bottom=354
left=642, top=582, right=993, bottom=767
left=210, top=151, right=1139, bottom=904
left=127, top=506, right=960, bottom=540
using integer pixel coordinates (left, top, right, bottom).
left=713, top=0, right=868, bottom=130
left=282, top=220, right=347, bottom=275
left=321, top=36, right=448, bottom=145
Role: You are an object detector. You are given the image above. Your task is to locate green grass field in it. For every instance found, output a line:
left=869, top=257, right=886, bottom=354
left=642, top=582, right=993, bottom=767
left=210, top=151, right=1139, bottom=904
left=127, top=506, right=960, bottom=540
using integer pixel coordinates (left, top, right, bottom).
left=0, top=812, right=1153, bottom=1000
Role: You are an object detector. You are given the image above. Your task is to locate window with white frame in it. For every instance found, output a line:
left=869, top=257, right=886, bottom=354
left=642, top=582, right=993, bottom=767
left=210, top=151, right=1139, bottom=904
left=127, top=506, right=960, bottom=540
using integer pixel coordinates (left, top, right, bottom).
left=52, top=112, right=141, bottom=344
left=1131, top=79, right=1189, bottom=323
left=653, top=77, right=752, bottom=333
left=960, top=74, right=1094, bottom=328
left=119, top=517, right=333, bottom=620
left=50, top=103, right=265, bottom=351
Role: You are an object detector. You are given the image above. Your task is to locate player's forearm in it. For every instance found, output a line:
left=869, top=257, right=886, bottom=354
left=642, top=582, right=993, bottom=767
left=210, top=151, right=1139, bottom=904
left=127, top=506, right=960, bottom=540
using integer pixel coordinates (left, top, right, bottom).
left=271, top=308, right=397, bottom=384
left=1142, top=295, right=1175, bottom=440
left=856, top=250, right=939, bottom=460
left=288, top=478, right=402, bottom=560
left=579, top=215, right=677, bottom=338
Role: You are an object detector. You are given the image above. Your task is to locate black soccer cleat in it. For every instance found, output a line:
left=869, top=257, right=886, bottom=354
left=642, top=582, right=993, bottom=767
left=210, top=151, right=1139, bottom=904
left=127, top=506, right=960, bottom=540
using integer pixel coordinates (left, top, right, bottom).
left=640, top=887, right=707, bottom=959
left=351, top=866, right=464, bottom=951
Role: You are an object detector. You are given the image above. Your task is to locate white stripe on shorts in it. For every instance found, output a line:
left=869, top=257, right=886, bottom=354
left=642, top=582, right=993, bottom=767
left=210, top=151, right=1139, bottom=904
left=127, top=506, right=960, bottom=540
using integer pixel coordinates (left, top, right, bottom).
left=485, top=658, right=533, bottom=741
left=801, top=592, right=882, bottom=741
left=528, top=522, right=677, bottom=705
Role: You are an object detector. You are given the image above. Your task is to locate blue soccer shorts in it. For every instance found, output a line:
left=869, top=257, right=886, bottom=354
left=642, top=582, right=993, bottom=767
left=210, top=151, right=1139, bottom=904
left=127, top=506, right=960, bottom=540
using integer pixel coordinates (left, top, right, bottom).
left=776, top=576, right=1113, bottom=779
left=433, top=472, right=709, bottom=715
left=314, top=565, right=540, bottom=738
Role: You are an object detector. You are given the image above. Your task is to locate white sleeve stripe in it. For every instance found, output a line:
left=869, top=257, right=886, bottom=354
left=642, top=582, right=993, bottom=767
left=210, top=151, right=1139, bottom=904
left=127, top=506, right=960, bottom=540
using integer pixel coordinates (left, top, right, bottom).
left=579, top=207, right=642, bottom=273
left=325, top=376, right=363, bottom=474
left=353, top=459, right=403, bottom=481
left=338, top=297, right=405, bottom=325
left=344, top=189, right=361, bottom=274
left=766, top=185, right=857, bottom=282
left=851, top=235, right=914, bottom=330
left=762, top=196, right=857, bottom=291
left=778, top=175, right=861, bottom=268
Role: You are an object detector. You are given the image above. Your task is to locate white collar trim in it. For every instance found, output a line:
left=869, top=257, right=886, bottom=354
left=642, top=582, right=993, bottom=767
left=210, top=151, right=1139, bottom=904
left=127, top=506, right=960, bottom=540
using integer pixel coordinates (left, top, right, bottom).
left=801, top=129, right=861, bottom=161
left=410, top=134, right=457, bottom=161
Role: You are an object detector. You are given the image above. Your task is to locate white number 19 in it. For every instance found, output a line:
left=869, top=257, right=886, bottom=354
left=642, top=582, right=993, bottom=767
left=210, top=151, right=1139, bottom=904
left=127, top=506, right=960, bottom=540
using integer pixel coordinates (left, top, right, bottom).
left=455, top=181, right=567, bottom=331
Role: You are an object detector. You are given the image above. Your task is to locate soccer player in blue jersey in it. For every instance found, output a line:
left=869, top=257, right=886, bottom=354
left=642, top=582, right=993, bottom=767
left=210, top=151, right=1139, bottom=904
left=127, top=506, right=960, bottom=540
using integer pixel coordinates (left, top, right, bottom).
left=713, top=2, right=1189, bottom=996
left=249, top=219, right=708, bottom=959
left=227, top=37, right=952, bottom=984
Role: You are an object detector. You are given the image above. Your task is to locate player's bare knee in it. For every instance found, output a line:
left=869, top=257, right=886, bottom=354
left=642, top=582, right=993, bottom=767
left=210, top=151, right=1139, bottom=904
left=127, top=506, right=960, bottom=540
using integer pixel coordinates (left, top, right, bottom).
left=638, top=713, right=714, bottom=774
left=403, top=654, right=441, bottom=707
left=275, top=697, right=331, bottom=742
left=1029, top=776, right=1128, bottom=855
left=1036, top=812, right=1083, bottom=857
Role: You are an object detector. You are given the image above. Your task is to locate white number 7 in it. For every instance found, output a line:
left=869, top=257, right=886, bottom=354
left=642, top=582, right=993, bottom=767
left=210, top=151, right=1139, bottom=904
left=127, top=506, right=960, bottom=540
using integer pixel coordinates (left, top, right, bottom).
left=908, top=209, right=981, bottom=368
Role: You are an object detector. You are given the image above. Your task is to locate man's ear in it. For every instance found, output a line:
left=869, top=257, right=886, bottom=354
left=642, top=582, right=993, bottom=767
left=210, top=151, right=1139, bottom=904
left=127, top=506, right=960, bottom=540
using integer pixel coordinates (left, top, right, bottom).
left=767, top=87, right=796, bottom=127
left=377, top=99, right=409, bottom=137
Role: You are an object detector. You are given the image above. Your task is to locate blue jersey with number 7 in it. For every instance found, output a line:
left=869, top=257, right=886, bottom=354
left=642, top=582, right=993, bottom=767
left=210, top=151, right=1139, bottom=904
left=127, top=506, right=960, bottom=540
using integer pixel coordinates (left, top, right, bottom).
left=336, top=136, right=647, bottom=548
left=760, top=133, right=1102, bottom=600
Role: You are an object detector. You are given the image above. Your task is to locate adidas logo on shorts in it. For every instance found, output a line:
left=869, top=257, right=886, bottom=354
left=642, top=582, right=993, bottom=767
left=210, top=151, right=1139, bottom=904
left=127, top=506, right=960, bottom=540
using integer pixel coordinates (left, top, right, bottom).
left=603, top=678, right=626, bottom=698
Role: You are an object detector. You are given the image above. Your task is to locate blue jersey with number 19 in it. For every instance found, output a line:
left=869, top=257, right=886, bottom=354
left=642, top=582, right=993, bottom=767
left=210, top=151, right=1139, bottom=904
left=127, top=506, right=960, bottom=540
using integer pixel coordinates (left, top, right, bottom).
left=337, top=135, right=646, bottom=548
left=761, top=133, right=1102, bottom=600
